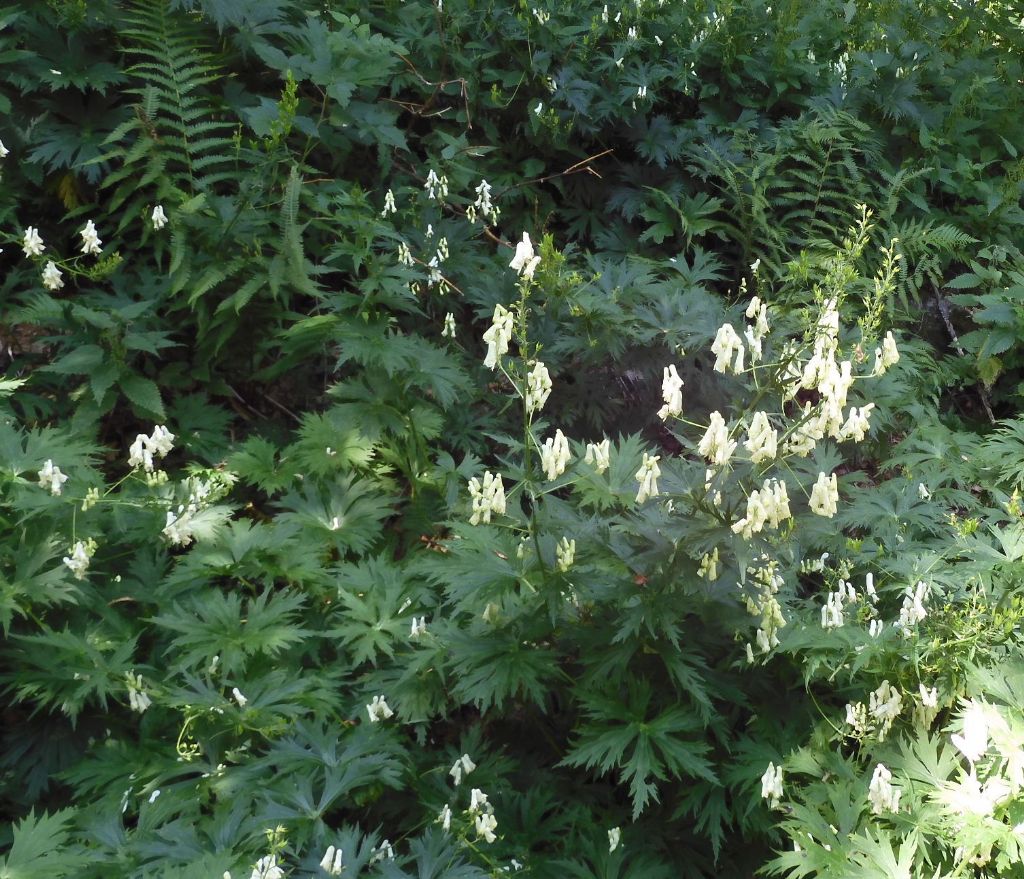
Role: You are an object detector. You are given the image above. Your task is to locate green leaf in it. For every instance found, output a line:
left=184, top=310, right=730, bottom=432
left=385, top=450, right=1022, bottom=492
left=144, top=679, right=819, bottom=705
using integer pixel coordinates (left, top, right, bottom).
left=118, top=374, right=165, bottom=418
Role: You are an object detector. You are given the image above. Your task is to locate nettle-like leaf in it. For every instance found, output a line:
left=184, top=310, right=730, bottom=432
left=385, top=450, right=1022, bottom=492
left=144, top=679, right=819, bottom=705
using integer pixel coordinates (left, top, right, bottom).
left=562, top=679, right=717, bottom=818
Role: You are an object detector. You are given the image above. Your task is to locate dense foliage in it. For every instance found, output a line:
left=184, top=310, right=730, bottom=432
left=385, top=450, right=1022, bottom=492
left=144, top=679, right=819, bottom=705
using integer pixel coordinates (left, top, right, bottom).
left=3, top=0, right=1024, bottom=876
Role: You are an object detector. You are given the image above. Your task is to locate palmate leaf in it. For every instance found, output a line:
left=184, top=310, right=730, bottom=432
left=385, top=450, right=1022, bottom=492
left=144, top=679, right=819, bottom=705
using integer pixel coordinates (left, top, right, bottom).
left=325, top=555, right=421, bottom=666
left=274, top=476, right=395, bottom=557
left=152, top=588, right=309, bottom=676
left=0, top=809, right=87, bottom=879
left=562, top=679, right=717, bottom=818
left=444, top=626, right=561, bottom=712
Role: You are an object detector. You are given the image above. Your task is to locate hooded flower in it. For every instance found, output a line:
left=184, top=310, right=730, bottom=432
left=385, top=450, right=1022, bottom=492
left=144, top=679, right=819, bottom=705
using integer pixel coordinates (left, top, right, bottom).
left=509, top=232, right=541, bottom=279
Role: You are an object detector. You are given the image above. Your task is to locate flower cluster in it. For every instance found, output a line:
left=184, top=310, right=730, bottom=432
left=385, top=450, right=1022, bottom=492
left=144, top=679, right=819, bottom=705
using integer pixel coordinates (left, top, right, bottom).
left=698, top=412, right=736, bottom=468
left=556, top=536, right=576, bottom=572
left=80, top=220, right=102, bottom=255
left=731, top=478, right=790, bottom=540
left=635, top=452, right=661, bottom=503
left=868, top=763, right=900, bottom=814
left=37, top=459, right=69, bottom=496
left=761, top=762, right=783, bottom=808
left=366, top=694, right=394, bottom=722
left=808, top=471, right=838, bottom=517
left=744, top=560, right=786, bottom=655
left=319, top=846, right=343, bottom=876
left=128, top=425, right=175, bottom=473
left=449, top=753, right=477, bottom=786
left=584, top=438, right=611, bottom=474
left=846, top=679, right=903, bottom=741
left=424, top=169, right=448, bottom=201
left=468, top=471, right=506, bottom=525
left=657, top=364, right=683, bottom=420
left=509, top=232, right=541, bottom=280
left=524, top=361, right=552, bottom=414
left=63, top=539, right=95, bottom=581
left=126, top=671, right=152, bottom=713
left=482, top=304, right=514, bottom=370
left=540, top=430, right=571, bottom=481
left=468, top=788, right=498, bottom=843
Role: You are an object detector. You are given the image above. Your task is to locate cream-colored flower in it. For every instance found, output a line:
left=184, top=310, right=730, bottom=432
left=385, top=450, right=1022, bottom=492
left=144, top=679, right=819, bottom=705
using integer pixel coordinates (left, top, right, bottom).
left=710, top=323, right=744, bottom=373
left=524, top=361, right=552, bottom=414
left=41, top=261, right=64, bottom=291
left=79, top=220, right=102, bottom=255
left=468, top=471, right=506, bottom=525
left=540, top=429, right=571, bottom=480
left=366, top=694, right=394, bottom=722
left=874, top=331, right=900, bottom=375
left=635, top=452, right=661, bottom=503
left=657, top=364, right=684, bottom=420
left=151, top=204, right=168, bottom=230
left=584, top=438, right=611, bottom=474
left=22, top=226, right=45, bottom=258
left=482, top=304, right=514, bottom=369
left=743, top=412, right=777, bottom=464
left=698, top=411, right=736, bottom=467
left=37, top=459, right=68, bottom=495
left=761, top=762, right=783, bottom=808
left=509, top=232, right=541, bottom=279
left=809, top=472, right=838, bottom=517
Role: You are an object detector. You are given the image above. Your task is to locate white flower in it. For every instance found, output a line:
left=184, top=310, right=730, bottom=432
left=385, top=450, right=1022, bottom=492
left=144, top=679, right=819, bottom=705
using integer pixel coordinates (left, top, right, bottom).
left=366, top=694, right=394, bottom=723
left=472, top=179, right=499, bottom=225
left=369, top=840, right=395, bottom=864
left=809, top=472, right=838, bottom=517
left=231, top=687, right=248, bottom=708
left=397, top=241, right=414, bottom=267
left=750, top=258, right=761, bottom=274
left=840, top=403, right=875, bottom=442
left=475, top=812, right=498, bottom=843
left=37, top=459, right=69, bottom=495
left=914, top=684, right=940, bottom=730
left=698, top=412, right=736, bottom=467
left=608, top=827, right=622, bottom=852
left=249, top=855, right=283, bottom=879
left=128, top=425, right=175, bottom=471
left=41, top=261, right=64, bottom=291
left=468, top=471, right=506, bottom=525
left=409, top=616, right=427, bottom=640
left=424, top=169, right=448, bottom=201
left=126, top=671, right=152, bottom=713
left=381, top=189, right=397, bottom=216
left=952, top=700, right=989, bottom=764
left=874, top=331, right=900, bottom=375
left=63, top=540, right=92, bottom=580
left=710, top=323, right=744, bottom=373
left=584, top=438, right=611, bottom=474
left=450, top=753, right=477, bottom=785
left=482, top=303, right=514, bottom=370
left=163, top=507, right=196, bottom=546
left=0, top=139, right=8, bottom=158
left=509, top=232, right=542, bottom=280
left=525, top=361, right=552, bottom=414
left=868, top=680, right=903, bottom=741
left=539, top=429, right=571, bottom=480
left=821, top=590, right=845, bottom=629
left=22, top=226, right=45, bottom=258
left=896, top=580, right=929, bottom=633
left=437, top=804, right=452, bottom=831
left=868, top=764, right=901, bottom=814
left=761, top=762, right=783, bottom=808
left=743, top=412, right=777, bottom=464
left=79, top=220, right=102, bottom=255
left=635, top=452, right=661, bottom=503
left=151, top=205, right=168, bottom=230
left=731, top=478, right=790, bottom=539
left=657, top=364, right=684, bottom=420
left=469, top=787, right=489, bottom=812
left=319, top=845, right=343, bottom=875
left=556, top=536, right=576, bottom=572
